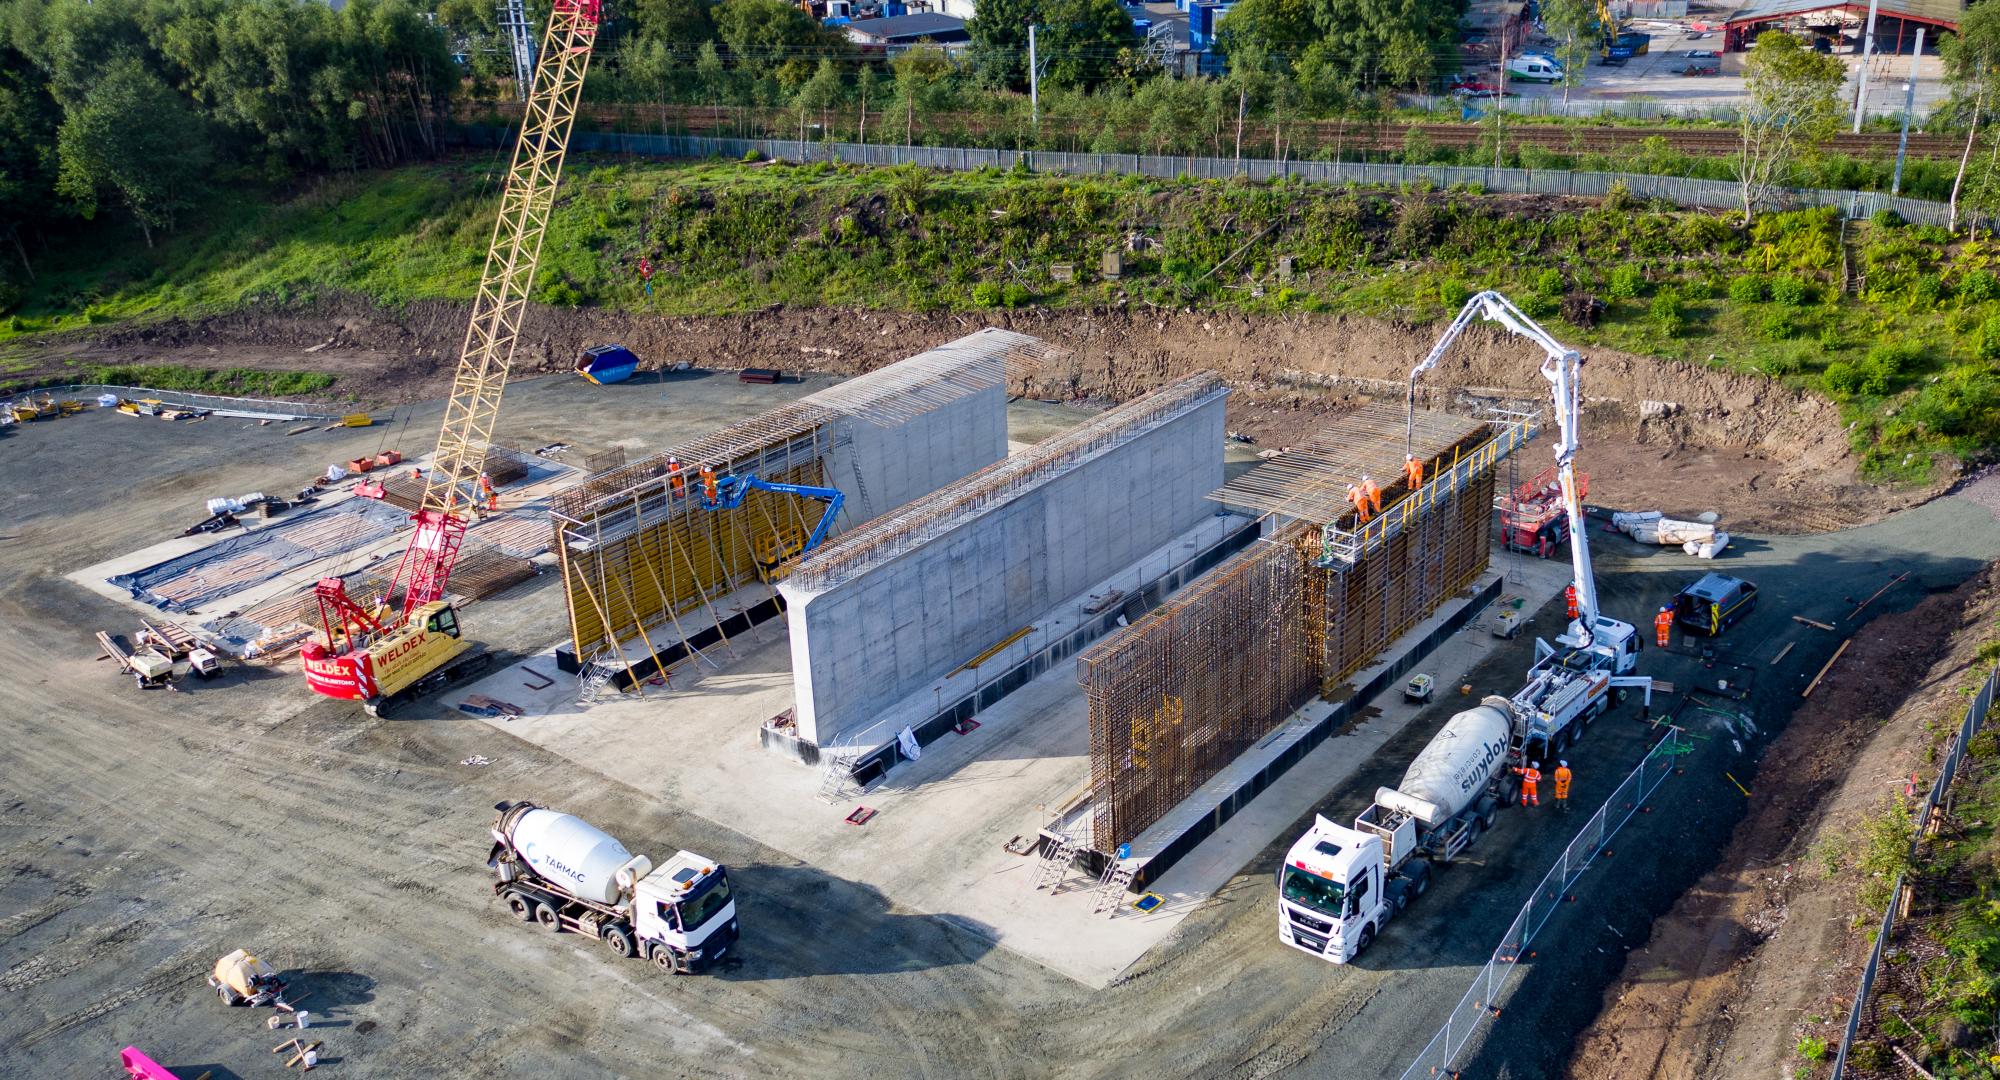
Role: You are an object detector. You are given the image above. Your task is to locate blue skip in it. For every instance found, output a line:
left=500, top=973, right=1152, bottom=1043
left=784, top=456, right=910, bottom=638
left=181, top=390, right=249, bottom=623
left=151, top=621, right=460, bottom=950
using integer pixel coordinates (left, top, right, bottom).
left=576, top=344, right=640, bottom=385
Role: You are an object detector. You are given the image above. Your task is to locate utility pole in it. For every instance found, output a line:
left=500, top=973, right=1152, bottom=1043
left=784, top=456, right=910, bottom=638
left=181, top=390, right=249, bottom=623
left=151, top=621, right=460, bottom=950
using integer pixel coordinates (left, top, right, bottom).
left=1028, top=25, right=1039, bottom=139
left=1852, top=0, right=1880, bottom=132
left=1892, top=28, right=1925, bottom=195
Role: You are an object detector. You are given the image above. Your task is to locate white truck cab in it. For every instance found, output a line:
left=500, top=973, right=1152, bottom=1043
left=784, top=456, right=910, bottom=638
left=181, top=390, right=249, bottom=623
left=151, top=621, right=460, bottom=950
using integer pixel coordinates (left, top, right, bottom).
left=631, top=852, right=738, bottom=963
left=1277, top=814, right=1432, bottom=963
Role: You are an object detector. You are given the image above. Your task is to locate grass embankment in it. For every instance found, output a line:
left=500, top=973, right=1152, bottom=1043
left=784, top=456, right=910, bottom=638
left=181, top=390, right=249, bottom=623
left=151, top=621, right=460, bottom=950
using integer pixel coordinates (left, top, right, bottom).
left=4, top=157, right=1998, bottom=479
left=1835, top=647, right=2000, bottom=1077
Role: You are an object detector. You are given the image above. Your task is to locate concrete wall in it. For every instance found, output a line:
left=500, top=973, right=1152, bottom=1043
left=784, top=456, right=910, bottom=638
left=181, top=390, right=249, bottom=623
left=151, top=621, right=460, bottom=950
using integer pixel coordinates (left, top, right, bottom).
left=783, top=393, right=1227, bottom=751
left=825, top=383, right=1006, bottom=527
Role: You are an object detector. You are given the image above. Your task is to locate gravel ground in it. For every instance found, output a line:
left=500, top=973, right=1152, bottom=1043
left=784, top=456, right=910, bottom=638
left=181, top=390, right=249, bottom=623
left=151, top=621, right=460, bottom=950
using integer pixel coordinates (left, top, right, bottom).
left=1, top=378, right=1993, bottom=1080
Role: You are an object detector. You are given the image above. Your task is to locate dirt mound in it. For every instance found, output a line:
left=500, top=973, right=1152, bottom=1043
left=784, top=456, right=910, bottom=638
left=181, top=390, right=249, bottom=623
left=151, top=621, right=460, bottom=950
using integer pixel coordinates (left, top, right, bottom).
left=1567, top=560, right=2000, bottom=1079
left=27, top=297, right=1925, bottom=530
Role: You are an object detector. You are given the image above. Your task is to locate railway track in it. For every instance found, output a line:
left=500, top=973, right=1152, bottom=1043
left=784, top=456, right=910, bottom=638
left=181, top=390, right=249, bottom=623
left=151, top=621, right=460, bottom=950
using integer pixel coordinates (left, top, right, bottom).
left=468, top=102, right=1961, bottom=160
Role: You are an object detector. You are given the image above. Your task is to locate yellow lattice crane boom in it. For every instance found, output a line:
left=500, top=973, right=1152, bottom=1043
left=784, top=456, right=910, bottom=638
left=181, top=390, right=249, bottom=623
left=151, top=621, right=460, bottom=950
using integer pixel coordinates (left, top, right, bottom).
left=301, top=0, right=602, bottom=713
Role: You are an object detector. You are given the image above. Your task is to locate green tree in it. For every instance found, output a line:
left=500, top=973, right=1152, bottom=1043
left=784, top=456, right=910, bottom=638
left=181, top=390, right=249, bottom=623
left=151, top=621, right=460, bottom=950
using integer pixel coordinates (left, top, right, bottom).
left=1215, top=0, right=1314, bottom=59
left=1943, top=3, right=2000, bottom=231
left=1735, top=31, right=1845, bottom=223
left=714, top=0, right=843, bottom=69
left=968, top=0, right=1133, bottom=90
left=1308, top=0, right=1463, bottom=90
left=889, top=42, right=950, bottom=145
left=1540, top=0, right=1597, bottom=103
left=0, top=45, right=61, bottom=277
left=54, top=55, right=210, bottom=246
left=627, top=0, right=717, bottom=47
left=1381, top=28, right=1433, bottom=91
left=791, top=56, right=842, bottom=143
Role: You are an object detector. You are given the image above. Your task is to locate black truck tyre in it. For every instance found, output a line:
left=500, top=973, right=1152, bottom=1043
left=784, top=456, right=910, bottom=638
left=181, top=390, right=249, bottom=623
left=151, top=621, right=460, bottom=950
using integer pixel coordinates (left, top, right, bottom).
left=602, top=924, right=635, bottom=959
left=534, top=902, right=561, bottom=933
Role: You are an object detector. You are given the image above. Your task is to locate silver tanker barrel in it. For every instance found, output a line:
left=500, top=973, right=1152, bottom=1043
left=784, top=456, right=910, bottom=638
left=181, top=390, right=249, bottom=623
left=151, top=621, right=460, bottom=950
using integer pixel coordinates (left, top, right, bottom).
left=1373, top=697, right=1514, bottom=827
left=492, top=801, right=654, bottom=907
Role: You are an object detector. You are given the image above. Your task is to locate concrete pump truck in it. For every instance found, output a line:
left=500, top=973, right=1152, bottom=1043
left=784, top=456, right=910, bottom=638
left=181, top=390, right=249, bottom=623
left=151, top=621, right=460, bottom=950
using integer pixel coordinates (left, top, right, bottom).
left=1277, top=290, right=1653, bottom=964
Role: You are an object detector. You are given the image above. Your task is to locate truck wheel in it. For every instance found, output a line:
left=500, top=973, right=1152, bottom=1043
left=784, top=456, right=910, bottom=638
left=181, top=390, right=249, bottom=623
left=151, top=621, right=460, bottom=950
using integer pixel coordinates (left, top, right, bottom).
left=601, top=925, right=635, bottom=959
left=1479, top=800, right=1498, bottom=830
left=504, top=891, right=535, bottom=921
left=1412, top=874, right=1430, bottom=898
left=1498, top=774, right=1520, bottom=806
left=1356, top=925, right=1376, bottom=954
left=533, top=903, right=561, bottom=933
left=650, top=943, right=684, bottom=974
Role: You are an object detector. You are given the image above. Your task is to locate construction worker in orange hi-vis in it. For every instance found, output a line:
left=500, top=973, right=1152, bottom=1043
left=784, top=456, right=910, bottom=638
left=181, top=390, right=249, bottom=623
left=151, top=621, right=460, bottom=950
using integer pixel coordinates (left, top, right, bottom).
left=1346, top=483, right=1372, bottom=524
left=478, top=471, right=498, bottom=512
left=1514, top=761, right=1542, bottom=807
left=700, top=465, right=719, bottom=504
left=1361, top=474, right=1383, bottom=515
left=1564, top=583, right=1580, bottom=620
left=667, top=456, right=686, bottom=498
left=1654, top=605, right=1674, bottom=648
left=1553, top=760, right=1573, bottom=813
left=1404, top=454, right=1424, bottom=491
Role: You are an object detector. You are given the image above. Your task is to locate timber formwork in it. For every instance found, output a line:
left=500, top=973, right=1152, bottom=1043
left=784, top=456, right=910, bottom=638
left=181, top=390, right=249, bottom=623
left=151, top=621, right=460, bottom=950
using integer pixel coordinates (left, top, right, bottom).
left=1075, top=405, right=1531, bottom=853
left=553, top=417, right=834, bottom=665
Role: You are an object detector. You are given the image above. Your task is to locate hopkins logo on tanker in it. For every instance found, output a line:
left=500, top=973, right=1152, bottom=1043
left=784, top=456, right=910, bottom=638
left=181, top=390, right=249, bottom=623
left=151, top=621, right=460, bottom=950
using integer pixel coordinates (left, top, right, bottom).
left=1457, top=733, right=1508, bottom=793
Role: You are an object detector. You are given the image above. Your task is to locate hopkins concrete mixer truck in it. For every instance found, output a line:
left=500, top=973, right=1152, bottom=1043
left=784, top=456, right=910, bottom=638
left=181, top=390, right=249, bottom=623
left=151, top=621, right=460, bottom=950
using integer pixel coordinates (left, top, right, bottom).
left=487, top=801, right=739, bottom=973
left=1277, top=292, right=1654, bottom=964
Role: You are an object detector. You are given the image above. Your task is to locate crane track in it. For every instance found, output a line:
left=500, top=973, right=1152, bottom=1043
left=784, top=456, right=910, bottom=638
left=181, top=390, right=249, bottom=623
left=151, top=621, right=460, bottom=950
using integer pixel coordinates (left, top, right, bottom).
left=469, top=103, right=1962, bottom=160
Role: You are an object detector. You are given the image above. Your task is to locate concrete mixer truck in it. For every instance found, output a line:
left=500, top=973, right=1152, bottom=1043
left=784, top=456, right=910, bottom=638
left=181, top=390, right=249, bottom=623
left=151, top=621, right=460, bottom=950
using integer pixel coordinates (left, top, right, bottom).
left=1277, top=697, right=1515, bottom=963
left=486, top=801, right=739, bottom=974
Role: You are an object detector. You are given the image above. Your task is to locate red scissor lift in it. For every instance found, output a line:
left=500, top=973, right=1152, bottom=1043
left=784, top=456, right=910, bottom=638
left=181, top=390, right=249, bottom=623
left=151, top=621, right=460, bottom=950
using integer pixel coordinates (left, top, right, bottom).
left=1497, top=463, right=1586, bottom=558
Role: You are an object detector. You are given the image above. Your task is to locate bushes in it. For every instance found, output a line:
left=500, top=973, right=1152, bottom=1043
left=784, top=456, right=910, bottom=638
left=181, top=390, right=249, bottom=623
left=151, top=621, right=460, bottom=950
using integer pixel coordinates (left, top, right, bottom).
left=1823, top=360, right=1861, bottom=395
left=1650, top=289, right=1686, bottom=337
left=1608, top=265, right=1643, bottom=300
left=1980, top=314, right=2000, bottom=362
left=1761, top=309, right=1797, bottom=340
left=1959, top=269, right=2000, bottom=304
left=1872, top=207, right=1903, bottom=229
left=1534, top=269, right=1565, bottom=296
left=1728, top=275, right=1766, bottom=304
left=1437, top=278, right=1471, bottom=307
left=1860, top=341, right=1927, bottom=394
left=971, top=281, right=1002, bottom=307
left=1519, top=291, right=1559, bottom=318
left=1770, top=275, right=1812, bottom=305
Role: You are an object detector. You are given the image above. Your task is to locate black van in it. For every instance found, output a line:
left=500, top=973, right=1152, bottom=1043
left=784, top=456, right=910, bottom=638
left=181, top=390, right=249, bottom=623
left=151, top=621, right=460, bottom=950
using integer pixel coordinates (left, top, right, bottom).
left=1674, top=573, right=1758, bottom=636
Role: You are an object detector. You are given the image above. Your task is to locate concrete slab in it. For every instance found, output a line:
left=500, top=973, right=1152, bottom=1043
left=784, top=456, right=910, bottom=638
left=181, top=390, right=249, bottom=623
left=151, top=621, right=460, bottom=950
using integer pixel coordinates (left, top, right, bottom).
left=66, top=452, right=579, bottom=638
left=449, top=538, right=1576, bottom=989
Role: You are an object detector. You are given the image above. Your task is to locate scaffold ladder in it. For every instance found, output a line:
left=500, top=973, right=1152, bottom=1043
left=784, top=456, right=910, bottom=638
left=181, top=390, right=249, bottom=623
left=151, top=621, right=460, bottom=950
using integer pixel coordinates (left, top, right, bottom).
left=1091, top=861, right=1137, bottom=914
left=576, top=651, right=623, bottom=705
left=1033, top=834, right=1080, bottom=891
left=815, top=748, right=862, bottom=805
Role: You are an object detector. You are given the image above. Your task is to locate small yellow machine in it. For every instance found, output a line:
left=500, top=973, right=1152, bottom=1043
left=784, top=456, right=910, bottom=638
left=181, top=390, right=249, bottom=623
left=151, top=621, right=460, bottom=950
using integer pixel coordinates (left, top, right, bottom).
left=207, top=949, right=287, bottom=1007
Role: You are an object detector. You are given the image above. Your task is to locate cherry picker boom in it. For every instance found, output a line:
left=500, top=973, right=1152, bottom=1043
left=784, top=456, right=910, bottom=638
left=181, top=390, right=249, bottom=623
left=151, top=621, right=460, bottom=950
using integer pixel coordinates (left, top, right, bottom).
left=300, top=0, right=601, bottom=714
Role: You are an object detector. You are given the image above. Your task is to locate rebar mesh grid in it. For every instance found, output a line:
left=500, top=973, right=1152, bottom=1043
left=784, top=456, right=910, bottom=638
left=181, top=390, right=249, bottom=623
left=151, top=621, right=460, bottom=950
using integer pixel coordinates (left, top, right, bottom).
left=788, top=372, right=1227, bottom=593
left=1080, top=527, right=1319, bottom=851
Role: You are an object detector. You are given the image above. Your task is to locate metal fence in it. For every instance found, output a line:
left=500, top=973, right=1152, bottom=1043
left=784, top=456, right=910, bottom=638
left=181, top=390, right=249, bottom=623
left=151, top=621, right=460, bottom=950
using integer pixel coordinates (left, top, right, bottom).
left=450, top=126, right=1964, bottom=228
left=13, top=383, right=361, bottom=422
left=1397, top=726, right=1688, bottom=1080
left=1831, top=664, right=2000, bottom=1078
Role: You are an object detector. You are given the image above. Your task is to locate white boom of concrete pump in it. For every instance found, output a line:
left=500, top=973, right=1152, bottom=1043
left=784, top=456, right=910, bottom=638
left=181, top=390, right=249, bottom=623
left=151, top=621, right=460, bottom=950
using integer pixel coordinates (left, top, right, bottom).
left=1277, top=291, right=1654, bottom=966
left=1403, top=290, right=1622, bottom=648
